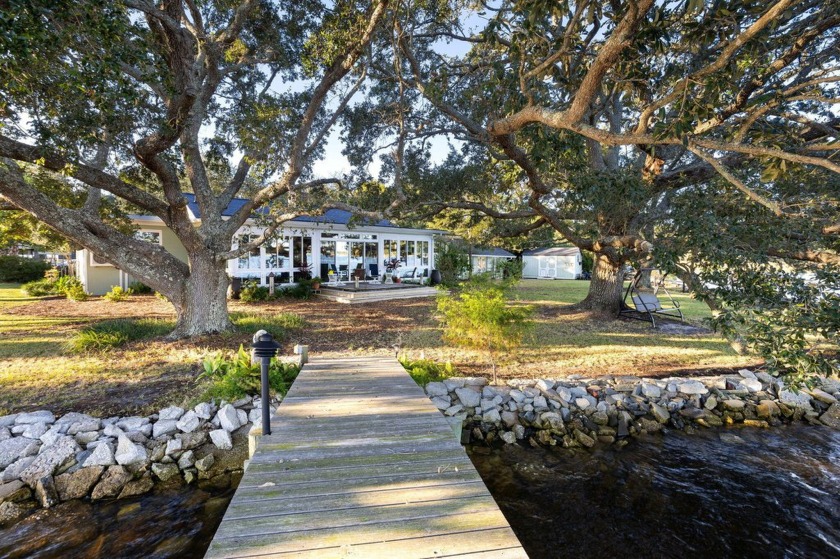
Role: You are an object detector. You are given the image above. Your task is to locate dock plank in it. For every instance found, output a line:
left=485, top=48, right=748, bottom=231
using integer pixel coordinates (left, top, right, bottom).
left=204, top=356, right=526, bottom=558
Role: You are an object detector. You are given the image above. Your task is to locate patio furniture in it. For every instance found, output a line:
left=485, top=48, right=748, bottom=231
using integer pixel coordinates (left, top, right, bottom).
left=338, top=264, right=349, bottom=281
left=618, top=268, right=683, bottom=328
left=368, top=263, right=379, bottom=280
left=400, top=267, right=418, bottom=283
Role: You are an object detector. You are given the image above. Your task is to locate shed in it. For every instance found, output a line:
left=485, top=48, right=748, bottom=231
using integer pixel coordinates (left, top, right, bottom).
left=522, top=247, right=582, bottom=279
left=470, top=247, right=515, bottom=277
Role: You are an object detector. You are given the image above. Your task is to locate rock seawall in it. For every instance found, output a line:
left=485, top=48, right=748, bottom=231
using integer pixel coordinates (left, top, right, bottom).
left=425, top=370, right=840, bottom=447
left=0, top=396, right=277, bottom=526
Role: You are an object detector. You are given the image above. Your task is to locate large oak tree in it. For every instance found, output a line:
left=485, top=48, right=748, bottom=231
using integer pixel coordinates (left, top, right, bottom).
left=375, top=0, right=839, bottom=314
left=0, top=0, right=390, bottom=337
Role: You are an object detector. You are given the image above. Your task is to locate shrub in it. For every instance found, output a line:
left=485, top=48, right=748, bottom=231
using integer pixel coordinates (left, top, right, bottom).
left=128, top=281, right=153, bottom=294
left=103, top=286, right=133, bottom=302
left=240, top=279, right=270, bottom=303
left=399, top=357, right=456, bottom=387
left=0, top=256, right=51, bottom=283
left=66, top=318, right=174, bottom=352
left=279, top=278, right=313, bottom=299
left=62, top=278, right=88, bottom=301
left=437, top=275, right=532, bottom=382
left=21, top=278, right=57, bottom=296
left=199, top=345, right=300, bottom=401
left=434, top=240, right=470, bottom=287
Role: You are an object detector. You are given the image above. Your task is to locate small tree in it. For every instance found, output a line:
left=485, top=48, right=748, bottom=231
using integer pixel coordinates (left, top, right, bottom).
left=437, top=275, right=532, bottom=383
left=434, top=239, right=469, bottom=287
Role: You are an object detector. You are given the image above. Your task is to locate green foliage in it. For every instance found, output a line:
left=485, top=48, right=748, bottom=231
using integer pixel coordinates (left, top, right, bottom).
left=103, top=285, right=132, bottom=302
left=707, top=268, right=840, bottom=384
left=495, top=258, right=524, bottom=281
left=437, top=275, right=532, bottom=381
left=230, top=312, right=305, bottom=340
left=0, top=256, right=51, bottom=283
left=239, top=280, right=270, bottom=303
left=279, top=278, right=314, bottom=299
left=398, top=356, right=456, bottom=387
left=54, top=276, right=87, bottom=301
left=66, top=318, right=174, bottom=353
left=21, top=278, right=57, bottom=296
left=199, top=345, right=300, bottom=401
left=434, top=239, right=470, bottom=287
left=128, top=281, right=153, bottom=294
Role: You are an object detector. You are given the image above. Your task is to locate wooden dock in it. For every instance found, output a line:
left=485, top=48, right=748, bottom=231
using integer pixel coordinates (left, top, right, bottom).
left=205, top=356, right=527, bottom=559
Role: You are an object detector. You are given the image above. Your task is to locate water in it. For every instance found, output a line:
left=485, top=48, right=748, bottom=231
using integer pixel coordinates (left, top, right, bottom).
left=0, top=485, right=236, bottom=559
left=1, top=428, right=837, bottom=558
left=469, top=425, right=840, bottom=559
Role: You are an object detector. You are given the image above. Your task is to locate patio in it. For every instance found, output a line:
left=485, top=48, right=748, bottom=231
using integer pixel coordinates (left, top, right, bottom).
left=317, top=281, right=439, bottom=304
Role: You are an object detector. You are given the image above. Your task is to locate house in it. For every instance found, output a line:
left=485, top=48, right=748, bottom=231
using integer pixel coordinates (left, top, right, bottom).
left=76, top=194, right=444, bottom=295
left=522, top=247, right=582, bottom=279
left=470, top=247, right=516, bottom=277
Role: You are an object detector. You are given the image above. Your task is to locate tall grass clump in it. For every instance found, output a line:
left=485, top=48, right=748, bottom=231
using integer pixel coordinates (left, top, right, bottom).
left=66, top=318, right=175, bottom=352
left=231, top=312, right=305, bottom=340
left=399, top=356, right=457, bottom=387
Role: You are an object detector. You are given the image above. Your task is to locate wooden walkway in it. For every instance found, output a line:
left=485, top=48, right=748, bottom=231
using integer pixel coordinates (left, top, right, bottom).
left=205, top=356, right=527, bottom=559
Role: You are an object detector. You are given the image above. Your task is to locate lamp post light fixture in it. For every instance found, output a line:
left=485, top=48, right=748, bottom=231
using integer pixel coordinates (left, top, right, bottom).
left=251, top=329, right=281, bottom=436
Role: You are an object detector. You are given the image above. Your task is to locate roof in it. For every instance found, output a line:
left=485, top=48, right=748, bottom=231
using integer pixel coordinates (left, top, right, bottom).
left=522, top=247, right=580, bottom=257
left=472, top=247, right=515, bottom=257
left=183, top=193, right=395, bottom=227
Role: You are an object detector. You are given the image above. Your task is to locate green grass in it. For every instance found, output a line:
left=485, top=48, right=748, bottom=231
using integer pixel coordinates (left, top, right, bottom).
left=66, top=318, right=176, bottom=353
left=231, top=311, right=305, bottom=339
left=400, top=279, right=757, bottom=379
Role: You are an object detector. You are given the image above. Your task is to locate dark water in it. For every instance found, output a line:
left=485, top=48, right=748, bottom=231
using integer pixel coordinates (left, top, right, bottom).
left=469, top=425, right=840, bottom=559
left=1, top=428, right=838, bottom=558
left=0, top=485, right=235, bottom=559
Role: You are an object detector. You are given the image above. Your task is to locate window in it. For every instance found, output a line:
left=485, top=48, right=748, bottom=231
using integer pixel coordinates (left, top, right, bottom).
left=237, top=234, right=261, bottom=269
left=135, top=230, right=162, bottom=245
left=418, top=241, right=430, bottom=266
left=265, top=236, right=289, bottom=269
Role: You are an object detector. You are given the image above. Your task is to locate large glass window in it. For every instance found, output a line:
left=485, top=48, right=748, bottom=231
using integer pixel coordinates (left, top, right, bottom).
left=418, top=241, right=430, bottom=267
left=265, top=236, right=289, bottom=270
left=237, top=234, right=260, bottom=269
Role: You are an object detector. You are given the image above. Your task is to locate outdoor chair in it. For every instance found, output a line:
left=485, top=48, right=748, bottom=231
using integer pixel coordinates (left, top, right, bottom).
left=618, top=268, right=684, bottom=328
left=368, top=263, right=379, bottom=279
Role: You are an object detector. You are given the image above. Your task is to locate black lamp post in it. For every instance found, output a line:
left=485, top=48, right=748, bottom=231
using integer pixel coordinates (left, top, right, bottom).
left=252, top=329, right=281, bottom=436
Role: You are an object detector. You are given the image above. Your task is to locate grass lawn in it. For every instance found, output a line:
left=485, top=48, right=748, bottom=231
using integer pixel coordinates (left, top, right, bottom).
left=0, top=279, right=758, bottom=417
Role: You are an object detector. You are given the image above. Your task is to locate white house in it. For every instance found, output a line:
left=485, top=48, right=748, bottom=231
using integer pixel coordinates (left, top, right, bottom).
left=522, top=247, right=582, bottom=279
left=470, top=247, right=515, bottom=277
left=77, top=194, right=444, bottom=295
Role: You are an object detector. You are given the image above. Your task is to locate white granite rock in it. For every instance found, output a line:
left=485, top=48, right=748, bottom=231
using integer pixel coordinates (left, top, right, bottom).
left=103, top=424, right=125, bottom=438
left=236, top=409, right=248, bottom=427
left=216, top=405, right=241, bottom=432
left=152, top=420, right=178, bottom=439
left=83, top=442, right=115, bottom=467
left=454, top=387, right=481, bottom=408
left=165, top=438, right=183, bottom=455
left=176, top=411, right=201, bottom=433
left=640, top=383, right=661, bottom=399
left=0, top=414, right=19, bottom=428
left=738, top=369, right=757, bottom=380
left=14, top=411, right=55, bottom=425
left=1, top=456, right=36, bottom=482
left=740, top=379, right=763, bottom=393
left=0, top=437, right=41, bottom=469
left=21, top=423, right=49, bottom=440
left=115, top=416, right=149, bottom=432
left=176, top=450, right=195, bottom=470
left=193, top=402, right=214, bottom=420
left=209, top=429, right=232, bottom=450
left=19, top=436, right=80, bottom=486
left=158, top=407, right=185, bottom=421
left=425, top=382, right=449, bottom=397
left=574, top=397, right=590, bottom=410
left=678, top=381, right=708, bottom=395
left=114, top=435, right=147, bottom=466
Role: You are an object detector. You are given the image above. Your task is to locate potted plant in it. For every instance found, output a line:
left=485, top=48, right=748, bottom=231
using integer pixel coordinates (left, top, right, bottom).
left=311, top=276, right=322, bottom=290
left=393, top=274, right=401, bottom=284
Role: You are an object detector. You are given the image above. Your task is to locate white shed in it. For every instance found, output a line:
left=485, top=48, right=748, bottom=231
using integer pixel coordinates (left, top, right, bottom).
left=522, top=247, right=582, bottom=279
left=470, top=247, right=515, bottom=277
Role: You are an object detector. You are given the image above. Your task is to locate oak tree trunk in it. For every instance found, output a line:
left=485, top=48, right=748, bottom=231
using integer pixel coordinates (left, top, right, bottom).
left=169, top=250, right=233, bottom=338
left=577, top=253, right=625, bottom=315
